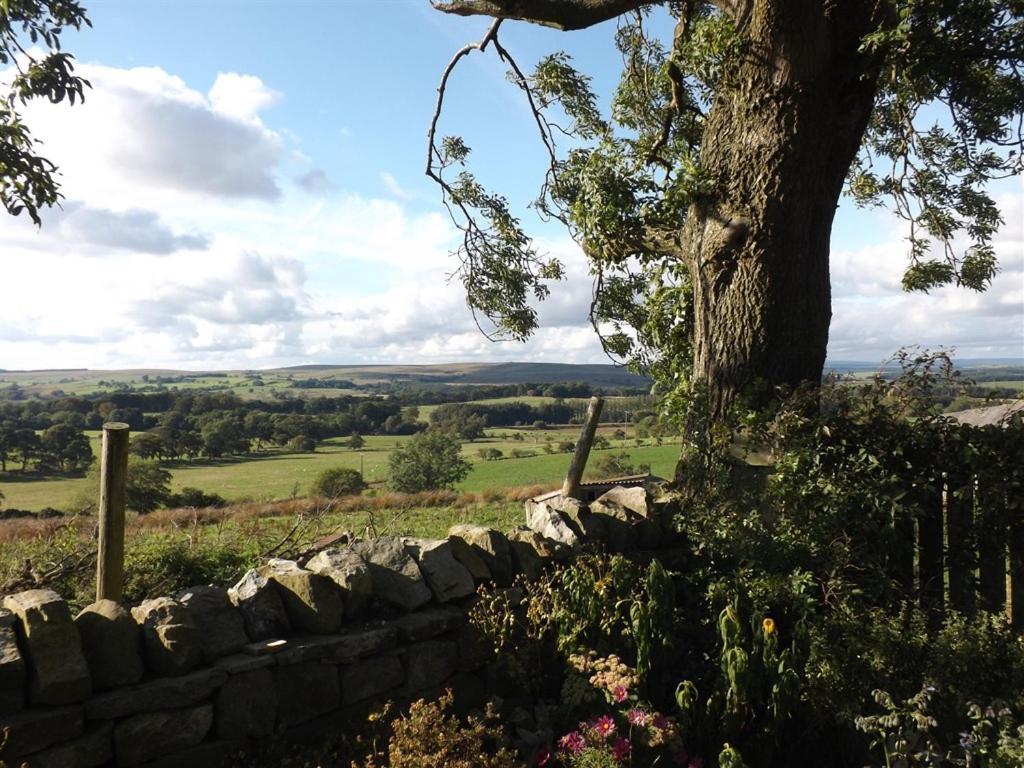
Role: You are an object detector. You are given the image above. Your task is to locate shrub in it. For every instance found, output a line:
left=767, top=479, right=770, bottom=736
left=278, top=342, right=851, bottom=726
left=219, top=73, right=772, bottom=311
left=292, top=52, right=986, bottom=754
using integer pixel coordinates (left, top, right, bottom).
left=591, top=452, right=638, bottom=478
left=310, top=467, right=365, bottom=498
left=510, top=448, right=534, bottom=459
left=358, top=691, right=522, bottom=768
left=286, top=435, right=316, bottom=452
left=388, top=431, right=471, bottom=493
left=478, top=447, right=504, bottom=461
left=164, top=487, right=227, bottom=509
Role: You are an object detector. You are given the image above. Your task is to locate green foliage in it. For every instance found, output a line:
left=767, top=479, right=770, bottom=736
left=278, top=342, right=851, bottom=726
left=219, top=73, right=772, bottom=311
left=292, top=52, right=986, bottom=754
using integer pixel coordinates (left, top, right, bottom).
left=855, top=0, right=1022, bottom=293
left=1, top=0, right=91, bottom=224
left=125, top=457, right=171, bottom=513
left=673, top=590, right=798, bottom=767
left=525, top=555, right=676, bottom=690
left=164, top=486, right=226, bottom=509
left=121, top=535, right=254, bottom=604
left=310, top=467, right=364, bottom=498
left=387, top=430, right=471, bottom=492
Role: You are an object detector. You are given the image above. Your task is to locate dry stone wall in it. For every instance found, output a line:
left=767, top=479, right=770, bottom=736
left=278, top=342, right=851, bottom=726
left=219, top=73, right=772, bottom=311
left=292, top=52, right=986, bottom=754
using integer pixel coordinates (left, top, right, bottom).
left=0, top=484, right=678, bottom=768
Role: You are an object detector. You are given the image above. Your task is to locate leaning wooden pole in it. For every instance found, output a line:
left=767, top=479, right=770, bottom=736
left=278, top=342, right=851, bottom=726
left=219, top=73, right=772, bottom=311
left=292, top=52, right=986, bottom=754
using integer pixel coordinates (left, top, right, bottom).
left=96, top=422, right=130, bottom=602
left=562, top=396, right=604, bottom=500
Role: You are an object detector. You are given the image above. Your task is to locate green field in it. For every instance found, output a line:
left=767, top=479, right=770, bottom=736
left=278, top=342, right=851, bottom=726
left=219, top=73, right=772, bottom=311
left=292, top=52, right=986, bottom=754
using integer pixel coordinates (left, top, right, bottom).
left=0, top=426, right=679, bottom=512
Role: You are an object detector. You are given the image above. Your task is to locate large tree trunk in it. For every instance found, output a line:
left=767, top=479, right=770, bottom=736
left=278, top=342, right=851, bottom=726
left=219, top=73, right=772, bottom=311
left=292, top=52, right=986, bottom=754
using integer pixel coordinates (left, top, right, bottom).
left=681, top=1, right=882, bottom=422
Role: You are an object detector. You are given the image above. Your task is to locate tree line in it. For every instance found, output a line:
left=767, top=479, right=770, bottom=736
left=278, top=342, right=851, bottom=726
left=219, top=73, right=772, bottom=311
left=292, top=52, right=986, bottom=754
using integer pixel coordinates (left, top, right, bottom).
left=0, top=390, right=423, bottom=475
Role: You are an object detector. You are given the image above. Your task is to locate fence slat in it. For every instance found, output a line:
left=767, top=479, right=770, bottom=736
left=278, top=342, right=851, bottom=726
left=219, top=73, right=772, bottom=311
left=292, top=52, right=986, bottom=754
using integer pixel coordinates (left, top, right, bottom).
left=946, top=475, right=976, bottom=614
left=917, top=482, right=944, bottom=617
left=890, top=502, right=915, bottom=594
left=976, top=480, right=1007, bottom=614
left=1010, top=516, right=1024, bottom=632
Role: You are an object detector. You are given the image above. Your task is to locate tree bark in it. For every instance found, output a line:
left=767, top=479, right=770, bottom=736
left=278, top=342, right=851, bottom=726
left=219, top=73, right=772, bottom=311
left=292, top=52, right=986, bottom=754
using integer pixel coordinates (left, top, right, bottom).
left=681, top=0, right=882, bottom=422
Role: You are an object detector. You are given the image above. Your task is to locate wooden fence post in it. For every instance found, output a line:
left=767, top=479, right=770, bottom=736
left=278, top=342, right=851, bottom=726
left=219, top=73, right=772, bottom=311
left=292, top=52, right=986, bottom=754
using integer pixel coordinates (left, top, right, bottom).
left=1010, top=517, right=1024, bottom=632
left=96, top=422, right=130, bottom=602
left=917, top=480, right=945, bottom=619
left=976, top=479, right=1008, bottom=615
left=945, top=474, right=976, bottom=614
left=562, top=396, right=604, bottom=500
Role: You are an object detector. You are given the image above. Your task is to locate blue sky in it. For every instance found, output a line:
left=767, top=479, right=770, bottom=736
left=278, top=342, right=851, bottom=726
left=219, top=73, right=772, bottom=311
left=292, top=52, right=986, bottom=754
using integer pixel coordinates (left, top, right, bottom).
left=0, top=1, right=1020, bottom=370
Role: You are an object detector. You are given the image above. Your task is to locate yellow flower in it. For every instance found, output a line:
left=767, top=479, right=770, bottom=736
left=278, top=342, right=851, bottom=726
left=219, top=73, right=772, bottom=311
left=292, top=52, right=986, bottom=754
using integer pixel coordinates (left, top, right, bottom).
left=763, top=617, right=776, bottom=635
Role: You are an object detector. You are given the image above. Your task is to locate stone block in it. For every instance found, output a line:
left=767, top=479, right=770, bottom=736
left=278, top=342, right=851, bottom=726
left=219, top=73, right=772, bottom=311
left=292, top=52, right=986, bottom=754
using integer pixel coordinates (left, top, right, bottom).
left=402, top=639, right=458, bottom=694
left=74, top=600, right=144, bottom=691
left=136, top=739, right=240, bottom=768
left=228, top=569, right=291, bottom=641
left=321, top=625, right=397, bottom=664
left=273, top=661, right=339, bottom=728
left=85, top=666, right=226, bottom=720
left=392, top=607, right=464, bottom=643
left=3, top=589, right=91, bottom=705
left=216, top=667, right=276, bottom=740
left=113, top=704, right=213, bottom=767
left=176, top=586, right=248, bottom=662
left=351, top=537, right=432, bottom=612
left=446, top=526, right=513, bottom=586
left=0, top=705, right=83, bottom=761
left=0, top=611, right=26, bottom=715
left=507, top=527, right=571, bottom=562
left=24, top=720, right=113, bottom=768
left=213, top=653, right=273, bottom=675
left=525, top=500, right=581, bottom=547
left=340, top=655, right=404, bottom=705
left=403, top=538, right=475, bottom=603
left=258, top=559, right=343, bottom=635
left=507, top=537, right=543, bottom=581
left=131, top=598, right=202, bottom=677
left=306, top=548, right=373, bottom=618
left=446, top=536, right=491, bottom=582
left=595, top=485, right=651, bottom=517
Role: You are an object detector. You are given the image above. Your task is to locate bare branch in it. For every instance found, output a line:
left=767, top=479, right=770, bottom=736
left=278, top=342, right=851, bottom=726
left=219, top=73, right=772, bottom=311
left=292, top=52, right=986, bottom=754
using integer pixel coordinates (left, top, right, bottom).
left=432, top=0, right=657, bottom=31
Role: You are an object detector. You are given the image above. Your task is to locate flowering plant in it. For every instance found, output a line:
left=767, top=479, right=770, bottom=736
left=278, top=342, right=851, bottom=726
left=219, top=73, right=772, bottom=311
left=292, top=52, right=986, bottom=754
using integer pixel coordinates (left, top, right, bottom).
left=545, top=655, right=703, bottom=767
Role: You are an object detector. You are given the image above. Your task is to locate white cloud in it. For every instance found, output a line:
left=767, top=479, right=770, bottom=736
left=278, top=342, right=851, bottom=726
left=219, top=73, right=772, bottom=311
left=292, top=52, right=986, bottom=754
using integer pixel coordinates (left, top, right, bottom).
left=208, top=72, right=279, bottom=123
left=828, top=191, right=1024, bottom=360
left=381, top=171, right=414, bottom=200
left=18, top=63, right=284, bottom=203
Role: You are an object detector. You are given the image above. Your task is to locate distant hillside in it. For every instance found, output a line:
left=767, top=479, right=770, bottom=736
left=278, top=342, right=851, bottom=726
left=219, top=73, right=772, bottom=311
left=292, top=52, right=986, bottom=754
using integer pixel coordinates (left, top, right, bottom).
left=274, top=362, right=652, bottom=389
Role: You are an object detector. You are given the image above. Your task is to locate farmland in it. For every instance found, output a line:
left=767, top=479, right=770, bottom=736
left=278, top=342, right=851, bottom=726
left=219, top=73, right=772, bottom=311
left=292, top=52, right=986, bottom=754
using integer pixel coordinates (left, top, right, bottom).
left=0, top=425, right=677, bottom=512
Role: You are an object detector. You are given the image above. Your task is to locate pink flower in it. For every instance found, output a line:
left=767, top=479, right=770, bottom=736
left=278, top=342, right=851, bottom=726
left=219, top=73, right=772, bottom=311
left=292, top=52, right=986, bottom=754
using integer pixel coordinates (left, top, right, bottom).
left=613, top=685, right=629, bottom=703
left=627, top=708, right=649, bottom=727
left=672, top=748, right=689, bottom=764
left=612, top=737, right=631, bottom=762
left=534, top=746, right=551, bottom=766
left=558, top=731, right=586, bottom=755
left=651, top=714, right=670, bottom=730
left=593, top=715, right=617, bottom=739
left=689, top=758, right=705, bottom=768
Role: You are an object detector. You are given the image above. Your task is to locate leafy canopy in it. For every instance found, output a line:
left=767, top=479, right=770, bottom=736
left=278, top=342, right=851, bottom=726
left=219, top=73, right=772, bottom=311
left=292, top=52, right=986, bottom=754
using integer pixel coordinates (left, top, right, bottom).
left=429, top=1, right=1023, bottom=387
left=388, top=430, right=472, bottom=493
left=1, top=0, right=90, bottom=224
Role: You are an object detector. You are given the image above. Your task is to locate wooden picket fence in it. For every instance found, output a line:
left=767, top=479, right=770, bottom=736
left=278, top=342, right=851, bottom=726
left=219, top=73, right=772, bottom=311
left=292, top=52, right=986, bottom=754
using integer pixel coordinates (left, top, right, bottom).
left=886, top=423, right=1024, bottom=630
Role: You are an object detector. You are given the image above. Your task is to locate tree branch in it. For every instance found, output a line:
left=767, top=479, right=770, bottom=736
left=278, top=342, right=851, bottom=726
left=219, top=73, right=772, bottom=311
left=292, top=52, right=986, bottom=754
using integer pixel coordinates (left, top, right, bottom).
left=431, top=0, right=657, bottom=31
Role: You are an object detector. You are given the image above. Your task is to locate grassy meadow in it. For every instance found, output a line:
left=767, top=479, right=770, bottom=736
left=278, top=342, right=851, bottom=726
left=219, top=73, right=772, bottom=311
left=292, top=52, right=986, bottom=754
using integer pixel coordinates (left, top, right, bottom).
left=0, top=425, right=679, bottom=512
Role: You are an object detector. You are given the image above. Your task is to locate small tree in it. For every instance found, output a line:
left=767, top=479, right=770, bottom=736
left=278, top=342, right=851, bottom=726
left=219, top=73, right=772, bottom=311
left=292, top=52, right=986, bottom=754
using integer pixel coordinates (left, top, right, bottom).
left=311, top=467, right=365, bottom=499
left=125, top=458, right=171, bottom=513
left=348, top=432, right=366, bottom=449
left=286, top=435, right=316, bottom=453
left=388, top=431, right=471, bottom=493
